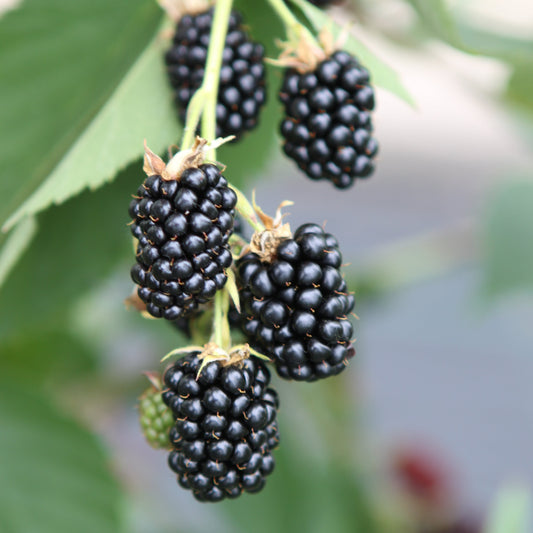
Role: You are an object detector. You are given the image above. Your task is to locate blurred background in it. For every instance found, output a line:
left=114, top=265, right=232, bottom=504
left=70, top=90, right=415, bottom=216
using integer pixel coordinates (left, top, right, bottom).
left=0, top=0, right=532, bottom=532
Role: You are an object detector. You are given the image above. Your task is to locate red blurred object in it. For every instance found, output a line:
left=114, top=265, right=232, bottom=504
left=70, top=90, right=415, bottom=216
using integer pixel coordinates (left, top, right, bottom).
left=393, top=446, right=452, bottom=505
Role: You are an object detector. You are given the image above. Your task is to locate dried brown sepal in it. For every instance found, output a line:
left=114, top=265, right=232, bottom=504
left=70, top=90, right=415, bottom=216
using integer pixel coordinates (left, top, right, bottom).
left=143, top=140, right=166, bottom=176
left=157, top=0, right=211, bottom=22
left=247, top=200, right=294, bottom=263
left=267, top=28, right=340, bottom=74
left=144, top=136, right=233, bottom=182
left=125, top=291, right=157, bottom=320
left=142, top=371, right=162, bottom=392
left=196, top=342, right=252, bottom=377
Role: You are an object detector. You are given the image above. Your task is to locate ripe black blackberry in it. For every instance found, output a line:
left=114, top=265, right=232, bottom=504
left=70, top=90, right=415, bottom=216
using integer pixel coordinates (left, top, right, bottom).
left=279, top=50, right=378, bottom=189
left=237, top=223, right=355, bottom=381
left=165, top=8, right=267, bottom=141
left=128, top=144, right=237, bottom=320
left=162, top=350, right=280, bottom=502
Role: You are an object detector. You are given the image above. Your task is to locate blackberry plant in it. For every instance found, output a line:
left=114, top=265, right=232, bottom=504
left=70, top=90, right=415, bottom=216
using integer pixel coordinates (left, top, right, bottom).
left=124, top=0, right=389, bottom=507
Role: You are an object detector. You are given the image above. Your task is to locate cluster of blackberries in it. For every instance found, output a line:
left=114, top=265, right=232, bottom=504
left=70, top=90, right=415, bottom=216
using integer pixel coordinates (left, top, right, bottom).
left=133, top=0, right=372, bottom=505
left=280, top=51, right=378, bottom=189
left=164, top=4, right=378, bottom=188
left=165, top=8, right=267, bottom=141
left=128, top=164, right=237, bottom=320
left=162, top=352, right=279, bottom=502
left=237, top=224, right=355, bottom=381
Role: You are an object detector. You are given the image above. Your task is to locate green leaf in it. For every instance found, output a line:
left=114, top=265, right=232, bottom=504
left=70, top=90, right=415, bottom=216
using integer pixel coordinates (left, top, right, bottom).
left=456, top=22, right=533, bottom=62
left=486, top=484, right=532, bottom=533
left=0, top=383, right=122, bottom=533
left=0, top=217, right=36, bottom=288
left=0, top=0, right=161, bottom=228
left=3, top=32, right=180, bottom=231
left=482, top=180, right=533, bottom=297
left=405, top=0, right=533, bottom=61
left=0, top=161, right=141, bottom=340
left=0, top=328, right=97, bottom=387
left=506, top=59, right=533, bottom=114
left=404, top=0, right=464, bottom=48
left=288, top=0, right=415, bottom=106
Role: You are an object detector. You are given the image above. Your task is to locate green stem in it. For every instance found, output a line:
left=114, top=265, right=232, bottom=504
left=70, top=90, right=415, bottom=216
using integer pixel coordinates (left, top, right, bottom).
left=212, top=290, right=223, bottom=347
left=180, top=0, right=234, bottom=155
left=212, top=287, right=231, bottom=351
left=180, top=89, right=206, bottom=152
left=230, top=185, right=265, bottom=233
left=201, top=0, right=233, bottom=160
left=266, top=0, right=320, bottom=48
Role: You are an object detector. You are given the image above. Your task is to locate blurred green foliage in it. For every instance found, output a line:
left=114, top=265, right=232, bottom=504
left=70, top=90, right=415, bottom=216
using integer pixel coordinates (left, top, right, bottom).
left=483, top=181, right=533, bottom=297
left=485, top=485, right=532, bottom=533
left=0, top=382, right=122, bottom=533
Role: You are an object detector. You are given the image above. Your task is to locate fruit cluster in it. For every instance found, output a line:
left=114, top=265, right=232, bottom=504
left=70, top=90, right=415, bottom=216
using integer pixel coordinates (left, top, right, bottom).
left=163, top=1, right=378, bottom=189
left=128, top=0, right=378, bottom=504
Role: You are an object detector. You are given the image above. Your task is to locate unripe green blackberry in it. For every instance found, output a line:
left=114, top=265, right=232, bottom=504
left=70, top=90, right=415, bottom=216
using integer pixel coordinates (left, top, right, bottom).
left=139, top=379, right=174, bottom=449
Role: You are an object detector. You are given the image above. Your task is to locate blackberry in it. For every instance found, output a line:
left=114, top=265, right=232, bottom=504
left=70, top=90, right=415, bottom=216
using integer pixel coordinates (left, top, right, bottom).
left=165, top=8, right=267, bottom=141
left=279, top=50, right=378, bottom=189
left=129, top=148, right=237, bottom=320
left=162, top=351, right=280, bottom=502
left=138, top=381, right=174, bottom=449
left=237, top=223, right=355, bottom=381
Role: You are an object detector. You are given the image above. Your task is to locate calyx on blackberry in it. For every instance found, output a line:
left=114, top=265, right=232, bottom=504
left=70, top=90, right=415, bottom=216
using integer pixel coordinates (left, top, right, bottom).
left=278, top=36, right=378, bottom=189
left=128, top=138, right=237, bottom=321
left=162, top=344, right=280, bottom=502
left=138, top=374, right=174, bottom=450
left=165, top=7, right=267, bottom=141
left=237, top=215, right=355, bottom=381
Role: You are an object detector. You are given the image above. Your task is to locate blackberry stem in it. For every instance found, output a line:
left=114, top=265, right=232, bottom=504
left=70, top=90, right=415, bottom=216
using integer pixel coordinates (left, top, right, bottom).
left=266, top=0, right=321, bottom=49
left=230, top=186, right=265, bottom=233
left=180, top=0, right=234, bottom=158
left=201, top=0, right=233, bottom=160
left=212, top=287, right=231, bottom=352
